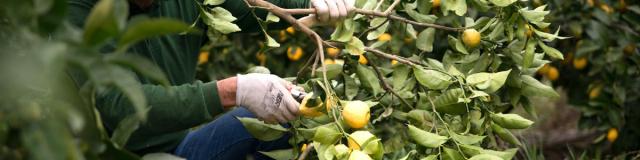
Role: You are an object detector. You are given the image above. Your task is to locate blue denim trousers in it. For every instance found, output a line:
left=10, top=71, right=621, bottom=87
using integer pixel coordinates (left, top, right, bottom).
left=173, top=107, right=291, bottom=160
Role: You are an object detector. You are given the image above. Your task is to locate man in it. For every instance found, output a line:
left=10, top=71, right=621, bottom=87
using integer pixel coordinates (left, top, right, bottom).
left=67, top=0, right=353, bottom=159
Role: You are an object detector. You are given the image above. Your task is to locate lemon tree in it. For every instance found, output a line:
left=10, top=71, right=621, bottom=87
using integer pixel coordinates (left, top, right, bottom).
left=537, top=0, right=640, bottom=153
left=196, top=0, right=568, bottom=159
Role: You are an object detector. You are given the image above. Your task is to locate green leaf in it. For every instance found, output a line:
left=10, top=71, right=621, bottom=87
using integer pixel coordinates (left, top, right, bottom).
left=264, top=32, right=280, bottom=47
left=266, top=12, right=280, bottom=23
left=488, top=0, right=516, bottom=7
left=407, top=125, right=448, bottom=148
left=392, top=64, right=411, bottom=90
left=491, top=113, right=534, bottom=129
left=416, top=28, right=436, bottom=52
left=421, top=155, right=438, bottom=160
left=366, top=18, right=389, bottom=40
left=448, top=35, right=469, bottom=54
left=345, top=37, right=365, bottom=55
left=344, top=74, right=358, bottom=100
left=89, top=65, right=148, bottom=119
left=491, top=123, right=522, bottom=146
left=523, top=39, right=536, bottom=69
left=534, top=28, right=569, bottom=41
left=413, top=67, right=453, bottom=90
left=442, top=0, right=467, bottom=16
left=443, top=147, right=464, bottom=160
left=105, top=54, right=169, bottom=86
left=356, top=64, right=383, bottom=95
left=451, top=132, right=485, bottom=145
left=258, top=149, right=295, bottom=160
left=111, top=109, right=148, bottom=148
left=407, top=109, right=433, bottom=129
left=118, top=18, right=197, bottom=50
left=538, top=41, right=563, bottom=60
left=468, top=154, right=502, bottom=160
left=141, top=153, right=185, bottom=160
left=519, top=6, right=549, bottom=26
left=236, top=117, right=287, bottom=141
left=201, top=7, right=241, bottom=34
left=405, top=6, right=437, bottom=23
left=203, top=0, right=225, bottom=6
left=313, top=125, right=341, bottom=144
left=433, top=88, right=467, bottom=115
left=465, top=70, right=511, bottom=93
left=520, top=75, right=559, bottom=98
left=83, top=0, right=119, bottom=46
left=315, top=64, right=343, bottom=80
left=331, top=19, right=356, bottom=42
left=313, top=142, right=337, bottom=160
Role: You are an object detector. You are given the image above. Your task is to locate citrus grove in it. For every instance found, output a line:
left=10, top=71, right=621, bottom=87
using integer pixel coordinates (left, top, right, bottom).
left=199, top=0, right=570, bottom=159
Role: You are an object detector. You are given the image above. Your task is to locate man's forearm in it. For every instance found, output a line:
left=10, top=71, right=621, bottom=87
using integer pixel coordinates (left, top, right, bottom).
left=217, top=77, right=237, bottom=109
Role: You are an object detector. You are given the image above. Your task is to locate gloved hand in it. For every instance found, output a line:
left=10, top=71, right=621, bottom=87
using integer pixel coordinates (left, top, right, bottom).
left=310, top=0, right=356, bottom=23
left=236, top=73, right=300, bottom=124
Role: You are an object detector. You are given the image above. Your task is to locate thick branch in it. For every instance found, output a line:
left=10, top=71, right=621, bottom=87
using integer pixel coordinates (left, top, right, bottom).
left=283, top=8, right=463, bottom=31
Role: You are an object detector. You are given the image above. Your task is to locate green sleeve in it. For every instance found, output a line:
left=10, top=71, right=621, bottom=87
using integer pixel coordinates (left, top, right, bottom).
left=96, top=81, right=223, bottom=135
left=220, top=0, right=310, bottom=32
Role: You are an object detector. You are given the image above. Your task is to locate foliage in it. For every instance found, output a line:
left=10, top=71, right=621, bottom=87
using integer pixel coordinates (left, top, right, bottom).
left=0, top=0, right=192, bottom=159
left=197, top=0, right=569, bottom=159
left=538, top=0, right=640, bottom=152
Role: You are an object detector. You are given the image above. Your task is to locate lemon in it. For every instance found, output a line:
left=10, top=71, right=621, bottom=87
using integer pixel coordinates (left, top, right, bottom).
left=607, top=128, right=618, bottom=142
left=462, top=29, right=481, bottom=48
left=600, top=4, right=614, bottom=14
left=279, top=30, right=287, bottom=42
left=589, top=85, right=602, bottom=99
left=335, top=144, right=350, bottom=159
left=324, top=59, right=336, bottom=65
left=347, top=130, right=375, bottom=150
left=287, top=47, right=304, bottom=61
left=391, top=60, right=398, bottom=65
left=349, top=150, right=372, bottom=160
left=358, top=55, right=368, bottom=65
left=286, top=26, right=295, bottom=34
left=299, top=92, right=324, bottom=117
left=546, top=66, right=559, bottom=81
left=256, top=52, right=267, bottom=66
left=432, top=0, right=441, bottom=8
left=198, top=51, right=210, bottom=65
left=342, top=101, right=370, bottom=129
left=378, top=33, right=392, bottom=42
left=573, top=57, right=588, bottom=70
left=537, top=64, right=550, bottom=75
left=327, top=47, right=341, bottom=57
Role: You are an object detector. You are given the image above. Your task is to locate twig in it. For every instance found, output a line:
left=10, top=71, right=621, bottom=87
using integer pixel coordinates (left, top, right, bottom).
left=367, top=57, right=413, bottom=108
left=364, top=47, right=427, bottom=67
left=358, top=18, right=390, bottom=39
left=297, top=143, right=314, bottom=160
left=283, top=8, right=463, bottom=31
left=383, top=0, right=402, bottom=15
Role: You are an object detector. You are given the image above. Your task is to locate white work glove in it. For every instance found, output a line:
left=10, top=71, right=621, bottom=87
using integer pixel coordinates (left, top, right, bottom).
left=310, top=0, right=356, bottom=23
left=236, top=73, right=300, bottom=124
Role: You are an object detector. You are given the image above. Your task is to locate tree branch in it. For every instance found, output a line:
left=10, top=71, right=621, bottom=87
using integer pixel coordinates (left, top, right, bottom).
left=297, top=143, right=314, bottom=160
left=364, top=47, right=427, bottom=67
left=366, top=56, right=413, bottom=108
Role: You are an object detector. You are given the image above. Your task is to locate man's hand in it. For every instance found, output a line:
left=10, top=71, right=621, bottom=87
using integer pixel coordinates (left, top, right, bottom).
left=236, top=73, right=300, bottom=124
left=310, top=0, right=355, bottom=23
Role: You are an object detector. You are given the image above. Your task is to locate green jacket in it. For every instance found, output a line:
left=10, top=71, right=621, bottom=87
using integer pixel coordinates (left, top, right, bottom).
left=67, top=0, right=309, bottom=154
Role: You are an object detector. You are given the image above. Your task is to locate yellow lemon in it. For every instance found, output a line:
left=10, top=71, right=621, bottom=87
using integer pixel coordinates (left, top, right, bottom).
left=432, top=0, right=441, bottom=8
left=537, top=64, right=550, bottom=75
left=342, top=101, right=370, bottom=129
left=589, top=85, right=602, bottom=99
left=287, top=47, right=304, bottom=61
left=462, top=29, right=481, bottom=48
left=299, top=92, right=324, bottom=117
left=601, top=4, right=614, bottom=14
left=286, top=26, right=295, bottom=34
left=198, top=51, right=210, bottom=65
left=324, top=59, right=336, bottom=65
left=358, top=55, right=368, bottom=65
left=607, top=128, right=618, bottom=142
left=546, top=66, right=559, bottom=81
left=256, top=52, right=267, bottom=66
left=279, top=30, right=287, bottom=42
left=573, top=57, right=588, bottom=70
left=391, top=60, right=398, bottom=65
left=327, top=47, right=341, bottom=57
left=349, top=150, right=372, bottom=160
left=378, top=33, right=392, bottom=42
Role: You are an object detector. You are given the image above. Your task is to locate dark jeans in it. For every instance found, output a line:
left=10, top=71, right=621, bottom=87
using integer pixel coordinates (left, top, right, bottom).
left=174, top=107, right=291, bottom=160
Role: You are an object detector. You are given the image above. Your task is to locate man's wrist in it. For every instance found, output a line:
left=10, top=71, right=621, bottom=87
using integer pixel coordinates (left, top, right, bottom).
left=217, top=77, right=237, bottom=109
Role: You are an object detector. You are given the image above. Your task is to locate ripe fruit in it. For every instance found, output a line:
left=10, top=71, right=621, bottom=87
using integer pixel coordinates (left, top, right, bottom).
left=525, top=25, right=534, bottom=37
left=342, top=101, right=370, bottom=129
left=324, top=59, right=336, bottom=65
left=546, top=66, right=559, bottom=81
left=391, top=60, right=398, bottom=65
left=348, top=150, right=372, bottom=160
left=607, top=128, right=618, bottom=142
left=287, top=47, right=304, bottom=61
left=334, top=144, right=350, bottom=159
left=573, top=57, right=588, bottom=70
left=624, top=44, right=636, bottom=55
left=326, top=47, right=340, bottom=57
left=432, top=0, right=441, bottom=8
left=378, top=33, right=392, bottom=42
left=462, top=29, right=481, bottom=48
left=347, top=130, right=375, bottom=150
left=537, top=64, right=550, bottom=75
left=198, top=51, right=209, bottom=65
left=600, top=4, right=614, bottom=14
left=256, top=52, right=267, bottom=65
left=279, top=30, right=287, bottom=42
left=589, top=85, right=602, bottom=99
left=299, top=92, right=324, bottom=117
left=358, top=55, right=368, bottom=65
left=286, top=26, right=295, bottom=34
